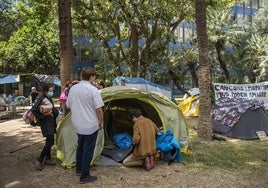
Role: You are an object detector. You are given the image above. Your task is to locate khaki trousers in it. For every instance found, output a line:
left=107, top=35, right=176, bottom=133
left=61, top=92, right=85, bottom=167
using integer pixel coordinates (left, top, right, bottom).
left=122, top=154, right=143, bottom=167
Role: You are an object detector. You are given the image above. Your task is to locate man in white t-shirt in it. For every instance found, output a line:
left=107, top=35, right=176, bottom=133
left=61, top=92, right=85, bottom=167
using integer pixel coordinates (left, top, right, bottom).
left=66, top=67, right=104, bottom=184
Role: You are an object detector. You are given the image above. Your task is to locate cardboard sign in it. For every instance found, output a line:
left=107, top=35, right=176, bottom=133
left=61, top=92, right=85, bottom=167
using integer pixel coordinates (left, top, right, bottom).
left=256, top=131, right=268, bottom=140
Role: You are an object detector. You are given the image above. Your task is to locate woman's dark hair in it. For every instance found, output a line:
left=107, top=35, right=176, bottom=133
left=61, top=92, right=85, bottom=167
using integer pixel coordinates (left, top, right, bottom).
left=42, top=85, right=51, bottom=94
left=65, top=80, right=72, bottom=88
left=82, top=67, right=96, bottom=80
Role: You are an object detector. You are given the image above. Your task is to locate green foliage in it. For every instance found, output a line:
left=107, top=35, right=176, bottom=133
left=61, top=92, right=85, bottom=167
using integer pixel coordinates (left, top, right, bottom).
left=0, top=0, right=17, bottom=41
left=253, top=1, right=268, bottom=35
left=169, top=46, right=199, bottom=88
left=72, top=0, right=195, bottom=80
left=206, top=8, right=240, bottom=82
left=205, top=4, right=268, bottom=84
left=0, top=0, right=59, bottom=74
left=241, top=33, right=268, bottom=82
left=207, top=0, right=241, bottom=10
left=1, top=0, right=267, bottom=85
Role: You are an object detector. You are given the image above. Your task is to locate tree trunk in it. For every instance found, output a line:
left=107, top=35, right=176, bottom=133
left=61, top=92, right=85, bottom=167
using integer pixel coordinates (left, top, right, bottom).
left=195, top=0, right=212, bottom=141
left=168, top=70, right=190, bottom=96
left=188, top=62, right=199, bottom=87
left=58, top=0, right=73, bottom=116
left=58, top=0, right=73, bottom=91
left=215, top=41, right=230, bottom=81
left=130, top=25, right=139, bottom=77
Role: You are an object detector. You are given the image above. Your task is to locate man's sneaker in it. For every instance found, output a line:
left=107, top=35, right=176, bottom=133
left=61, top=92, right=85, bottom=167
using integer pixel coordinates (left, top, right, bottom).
left=80, top=176, right=97, bottom=184
left=44, top=159, right=56, bottom=166
left=35, top=160, right=43, bottom=171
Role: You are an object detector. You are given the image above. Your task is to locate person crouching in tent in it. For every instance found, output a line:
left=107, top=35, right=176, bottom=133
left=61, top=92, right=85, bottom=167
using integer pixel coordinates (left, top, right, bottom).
left=123, top=109, right=159, bottom=170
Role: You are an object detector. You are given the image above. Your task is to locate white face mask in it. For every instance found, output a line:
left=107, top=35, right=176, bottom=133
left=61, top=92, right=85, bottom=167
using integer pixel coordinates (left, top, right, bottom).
left=47, top=91, right=54, bottom=97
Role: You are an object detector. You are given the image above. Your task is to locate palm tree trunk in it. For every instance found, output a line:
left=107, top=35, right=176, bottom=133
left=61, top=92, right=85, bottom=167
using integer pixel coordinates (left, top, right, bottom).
left=195, top=0, right=212, bottom=141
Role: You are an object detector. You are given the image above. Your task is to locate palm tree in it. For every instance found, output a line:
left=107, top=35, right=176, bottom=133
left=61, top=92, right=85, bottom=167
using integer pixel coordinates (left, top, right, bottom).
left=238, top=32, right=268, bottom=82
left=169, top=46, right=199, bottom=93
left=206, top=9, right=236, bottom=82
left=195, top=0, right=212, bottom=141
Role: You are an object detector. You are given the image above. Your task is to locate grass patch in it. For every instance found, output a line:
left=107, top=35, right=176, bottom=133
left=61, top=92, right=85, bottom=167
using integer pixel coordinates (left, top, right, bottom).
left=182, top=118, right=268, bottom=173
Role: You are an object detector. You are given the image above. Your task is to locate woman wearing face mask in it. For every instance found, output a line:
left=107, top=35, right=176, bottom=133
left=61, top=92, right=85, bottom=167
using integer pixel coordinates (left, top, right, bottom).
left=34, top=85, right=57, bottom=171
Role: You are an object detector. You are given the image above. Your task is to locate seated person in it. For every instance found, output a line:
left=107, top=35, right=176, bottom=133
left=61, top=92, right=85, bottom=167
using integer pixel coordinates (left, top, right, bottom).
left=123, top=109, right=159, bottom=170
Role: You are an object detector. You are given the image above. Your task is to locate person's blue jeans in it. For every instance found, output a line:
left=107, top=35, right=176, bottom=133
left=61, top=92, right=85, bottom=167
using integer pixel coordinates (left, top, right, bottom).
left=76, top=131, right=98, bottom=178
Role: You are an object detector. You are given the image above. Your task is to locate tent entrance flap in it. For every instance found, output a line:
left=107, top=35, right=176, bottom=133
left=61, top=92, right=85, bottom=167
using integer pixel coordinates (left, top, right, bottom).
left=104, top=98, right=163, bottom=143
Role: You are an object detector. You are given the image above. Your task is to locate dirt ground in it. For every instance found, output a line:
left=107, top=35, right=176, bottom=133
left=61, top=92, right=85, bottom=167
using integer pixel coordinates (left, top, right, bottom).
left=0, top=115, right=265, bottom=188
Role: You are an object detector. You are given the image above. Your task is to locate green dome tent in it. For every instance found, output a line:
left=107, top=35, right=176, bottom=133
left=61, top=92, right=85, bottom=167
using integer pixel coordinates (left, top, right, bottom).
left=56, top=86, right=188, bottom=168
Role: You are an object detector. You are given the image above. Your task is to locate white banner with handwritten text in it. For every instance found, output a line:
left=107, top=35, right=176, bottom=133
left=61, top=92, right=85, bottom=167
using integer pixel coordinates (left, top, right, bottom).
left=213, top=81, right=268, bottom=109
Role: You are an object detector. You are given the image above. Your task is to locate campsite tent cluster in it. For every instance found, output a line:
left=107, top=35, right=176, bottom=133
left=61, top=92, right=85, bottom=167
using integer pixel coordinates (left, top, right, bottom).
left=56, top=86, right=188, bottom=167
left=56, top=78, right=268, bottom=167
left=0, top=74, right=61, bottom=110
left=178, top=84, right=268, bottom=140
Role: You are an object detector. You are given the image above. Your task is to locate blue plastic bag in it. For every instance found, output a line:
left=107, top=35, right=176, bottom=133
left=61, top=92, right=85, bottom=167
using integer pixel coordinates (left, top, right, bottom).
left=113, top=132, right=132, bottom=149
left=156, top=129, right=182, bottom=163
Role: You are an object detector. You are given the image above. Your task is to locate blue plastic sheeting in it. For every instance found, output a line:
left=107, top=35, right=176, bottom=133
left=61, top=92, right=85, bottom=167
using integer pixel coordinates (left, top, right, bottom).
left=107, top=37, right=195, bottom=50
left=33, top=74, right=61, bottom=86
left=112, top=76, right=173, bottom=100
left=0, top=74, right=61, bottom=86
left=0, top=75, right=20, bottom=84
left=232, top=6, right=258, bottom=15
left=53, top=76, right=61, bottom=86
left=156, top=129, right=181, bottom=162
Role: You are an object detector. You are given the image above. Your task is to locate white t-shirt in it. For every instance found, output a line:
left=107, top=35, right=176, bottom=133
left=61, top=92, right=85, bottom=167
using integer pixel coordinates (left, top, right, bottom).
left=66, top=80, right=104, bottom=135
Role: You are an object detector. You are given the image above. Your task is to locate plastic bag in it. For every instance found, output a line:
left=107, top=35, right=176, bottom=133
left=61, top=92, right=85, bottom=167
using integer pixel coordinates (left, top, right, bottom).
left=59, top=91, right=67, bottom=103
left=113, top=132, right=132, bottom=149
left=22, top=109, right=39, bottom=126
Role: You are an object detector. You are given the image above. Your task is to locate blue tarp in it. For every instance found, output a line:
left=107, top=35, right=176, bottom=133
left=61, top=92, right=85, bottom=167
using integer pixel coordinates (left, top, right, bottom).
left=232, top=6, right=259, bottom=15
left=0, top=75, right=20, bottom=84
left=112, top=76, right=176, bottom=102
left=0, top=74, right=61, bottom=86
left=53, top=76, right=61, bottom=87
left=33, top=74, right=61, bottom=86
